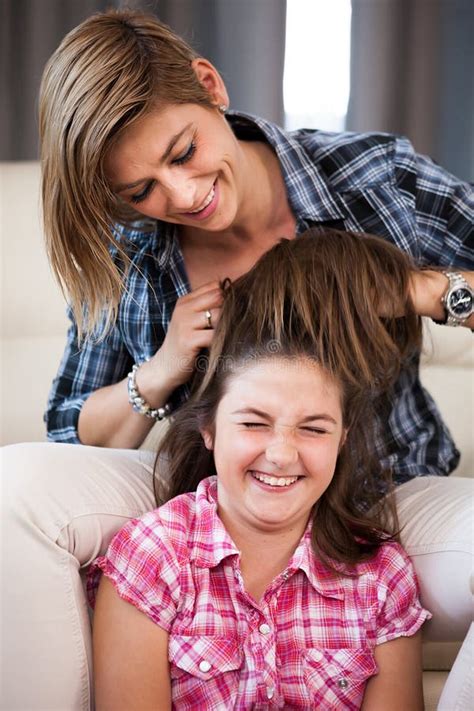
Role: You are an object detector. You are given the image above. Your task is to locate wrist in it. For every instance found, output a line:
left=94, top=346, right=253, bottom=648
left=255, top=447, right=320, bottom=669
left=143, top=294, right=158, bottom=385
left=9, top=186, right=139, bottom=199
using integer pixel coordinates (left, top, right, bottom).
left=409, top=270, right=446, bottom=320
left=129, top=359, right=173, bottom=420
left=411, top=269, right=474, bottom=328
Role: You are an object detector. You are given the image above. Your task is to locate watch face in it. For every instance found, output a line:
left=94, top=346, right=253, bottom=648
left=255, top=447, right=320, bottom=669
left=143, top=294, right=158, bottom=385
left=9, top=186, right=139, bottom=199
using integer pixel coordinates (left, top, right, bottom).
left=448, top=287, right=473, bottom=316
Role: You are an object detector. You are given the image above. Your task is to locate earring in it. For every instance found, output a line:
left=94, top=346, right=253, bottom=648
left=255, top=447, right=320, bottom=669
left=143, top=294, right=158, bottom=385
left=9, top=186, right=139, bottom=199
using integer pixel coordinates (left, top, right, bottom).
left=218, top=104, right=228, bottom=114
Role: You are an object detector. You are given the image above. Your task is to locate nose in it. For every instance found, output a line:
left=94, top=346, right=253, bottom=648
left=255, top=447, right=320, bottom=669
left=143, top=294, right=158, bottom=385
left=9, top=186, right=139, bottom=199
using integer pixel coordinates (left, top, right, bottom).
left=265, top=439, right=298, bottom=469
left=161, top=174, right=196, bottom=211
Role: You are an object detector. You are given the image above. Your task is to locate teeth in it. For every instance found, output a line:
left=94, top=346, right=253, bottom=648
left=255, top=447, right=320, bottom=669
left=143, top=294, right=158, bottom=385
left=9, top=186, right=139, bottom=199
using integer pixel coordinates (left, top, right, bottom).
left=252, top=472, right=299, bottom=487
left=189, top=185, right=215, bottom=213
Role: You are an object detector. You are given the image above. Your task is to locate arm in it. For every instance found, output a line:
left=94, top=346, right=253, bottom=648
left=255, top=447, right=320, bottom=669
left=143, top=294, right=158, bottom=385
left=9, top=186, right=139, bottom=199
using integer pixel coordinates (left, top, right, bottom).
left=361, top=544, right=431, bottom=711
left=78, top=281, right=223, bottom=447
left=44, top=313, right=136, bottom=445
left=394, top=138, right=473, bottom=326
left=47, top=281, right=223, bottom=448
left=361, top=632, right=424, bottom=711
left=45, top=314, right=156, bottom=448
left=93, top=576, right=171, bottom=711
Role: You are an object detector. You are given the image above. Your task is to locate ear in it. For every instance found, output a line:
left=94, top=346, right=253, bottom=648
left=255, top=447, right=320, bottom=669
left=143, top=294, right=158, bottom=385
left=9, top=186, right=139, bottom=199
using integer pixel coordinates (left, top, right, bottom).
left=191, top=58, right=229, bottom=108
left=201, top=429, right=214, bottom=451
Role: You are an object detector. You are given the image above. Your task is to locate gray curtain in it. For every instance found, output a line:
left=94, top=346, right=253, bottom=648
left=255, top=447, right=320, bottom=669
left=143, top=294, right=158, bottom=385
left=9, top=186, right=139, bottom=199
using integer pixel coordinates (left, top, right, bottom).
left=0, top=0, right=287, bottom=160
left=346, top=0, right=474, bottom=181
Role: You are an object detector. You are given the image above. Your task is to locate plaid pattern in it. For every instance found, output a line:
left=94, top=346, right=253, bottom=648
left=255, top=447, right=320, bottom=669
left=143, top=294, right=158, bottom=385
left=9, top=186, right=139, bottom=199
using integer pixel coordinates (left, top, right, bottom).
left=45, top=111, right=473, bottom=484
left=88, top=477, right=431, bottom=710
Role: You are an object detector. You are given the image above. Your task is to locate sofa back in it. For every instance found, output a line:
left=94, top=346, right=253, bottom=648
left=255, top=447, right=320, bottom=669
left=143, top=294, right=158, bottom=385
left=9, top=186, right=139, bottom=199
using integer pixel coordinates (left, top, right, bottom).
left=0, top=162, right=472, bottom=479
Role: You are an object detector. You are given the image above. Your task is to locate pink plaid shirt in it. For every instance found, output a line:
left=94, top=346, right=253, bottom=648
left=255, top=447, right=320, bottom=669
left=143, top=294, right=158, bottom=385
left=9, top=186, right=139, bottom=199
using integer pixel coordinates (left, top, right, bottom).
left=88, top=477, right=430, bottom=710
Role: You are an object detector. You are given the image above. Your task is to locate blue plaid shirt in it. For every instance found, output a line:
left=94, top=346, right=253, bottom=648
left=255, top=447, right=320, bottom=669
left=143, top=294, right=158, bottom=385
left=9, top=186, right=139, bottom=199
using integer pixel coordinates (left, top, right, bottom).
left=46, top=111, right=473, bottom=484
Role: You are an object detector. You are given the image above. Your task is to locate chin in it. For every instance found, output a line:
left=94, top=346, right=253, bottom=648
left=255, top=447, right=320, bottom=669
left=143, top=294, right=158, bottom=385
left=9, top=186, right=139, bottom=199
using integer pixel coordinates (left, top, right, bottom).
left=207, top=212, right=236, bottom=233
left=252, top=512, right=293, bottom=529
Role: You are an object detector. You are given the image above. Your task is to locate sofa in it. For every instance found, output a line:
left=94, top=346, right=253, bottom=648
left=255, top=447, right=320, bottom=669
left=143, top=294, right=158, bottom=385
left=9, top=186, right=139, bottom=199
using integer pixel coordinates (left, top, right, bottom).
left=1, top=161, right=472, bottom=709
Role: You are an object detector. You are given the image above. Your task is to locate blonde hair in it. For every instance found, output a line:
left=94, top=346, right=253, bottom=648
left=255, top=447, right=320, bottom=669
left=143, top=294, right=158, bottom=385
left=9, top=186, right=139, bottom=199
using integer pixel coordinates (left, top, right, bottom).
left=39, top=9, right=213, bottom=339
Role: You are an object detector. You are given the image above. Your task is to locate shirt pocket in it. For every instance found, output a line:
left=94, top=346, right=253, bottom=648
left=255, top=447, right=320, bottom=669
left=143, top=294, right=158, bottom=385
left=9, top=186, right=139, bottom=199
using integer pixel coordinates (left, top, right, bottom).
left=304, top=646, right=378, bottom=709
left=169, top=634, right=243, bottom=687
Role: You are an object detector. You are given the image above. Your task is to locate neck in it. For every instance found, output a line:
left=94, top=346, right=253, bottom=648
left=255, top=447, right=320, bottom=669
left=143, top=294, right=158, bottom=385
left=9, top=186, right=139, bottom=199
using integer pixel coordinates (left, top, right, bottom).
left=234, top=140, right=291, bottom=238
left=181, top=139, right=295, bottom=251
left=221, top=509, right=308, bottom=581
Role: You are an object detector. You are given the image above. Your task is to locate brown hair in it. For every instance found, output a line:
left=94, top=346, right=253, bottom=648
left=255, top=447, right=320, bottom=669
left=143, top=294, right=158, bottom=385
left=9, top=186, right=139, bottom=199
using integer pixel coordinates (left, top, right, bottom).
left=39, top=9, right=214, bottom=339
left=154, top=229, right=422, bottom=569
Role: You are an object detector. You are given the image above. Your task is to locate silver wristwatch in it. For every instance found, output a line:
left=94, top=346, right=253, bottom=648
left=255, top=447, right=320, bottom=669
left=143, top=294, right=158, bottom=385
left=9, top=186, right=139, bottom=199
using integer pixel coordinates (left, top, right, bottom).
left=440, top=272, right=473, bottom=326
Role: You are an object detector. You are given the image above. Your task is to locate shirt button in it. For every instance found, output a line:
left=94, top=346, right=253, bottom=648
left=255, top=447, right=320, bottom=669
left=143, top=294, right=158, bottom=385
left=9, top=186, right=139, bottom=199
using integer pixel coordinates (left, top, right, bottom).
left=312, top=650, right=324, bottom=662
left=338, top=677, right=349, bottom=689
left=199, top=660, right=212, bottom=673
left=259, top=623, right=271, bottom=635
left=266, top=685, right=275, bottom=699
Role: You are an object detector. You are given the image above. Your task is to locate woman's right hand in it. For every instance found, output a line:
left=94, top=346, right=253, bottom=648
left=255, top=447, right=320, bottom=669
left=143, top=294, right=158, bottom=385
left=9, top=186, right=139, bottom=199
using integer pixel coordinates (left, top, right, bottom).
left=135, top=281, right=224, bottom=405
left=78, top=282, right=223, bottom=448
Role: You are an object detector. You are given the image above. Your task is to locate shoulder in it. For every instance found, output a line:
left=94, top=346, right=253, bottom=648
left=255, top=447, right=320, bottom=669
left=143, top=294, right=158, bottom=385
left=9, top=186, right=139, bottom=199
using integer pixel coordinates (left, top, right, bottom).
left=356, top=543, right=432, bottom=643
left=352, top=541, right=422, bottom=612
left=355, top=541, right=414, bottom=582
left=290, top=127, right=415, bottom=190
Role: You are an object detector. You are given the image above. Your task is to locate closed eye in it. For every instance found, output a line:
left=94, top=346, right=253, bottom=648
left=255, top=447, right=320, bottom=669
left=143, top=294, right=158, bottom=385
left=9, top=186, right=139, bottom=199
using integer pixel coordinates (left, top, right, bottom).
left=129, top=140, right=196, bottom=204
left=130, top=181, right=154, bottom=204
left=172, top=140, right=196, bottom=166
left=300, top=427, right=329, bottom=435
left=241, top=422, right=268, bottom=429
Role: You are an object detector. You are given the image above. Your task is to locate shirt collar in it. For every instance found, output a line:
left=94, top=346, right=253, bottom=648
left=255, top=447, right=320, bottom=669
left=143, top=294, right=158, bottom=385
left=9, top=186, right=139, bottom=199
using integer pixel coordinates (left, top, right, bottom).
left=191, top=477, right=345, bottom=600
left=289, top=524, right=345, bottom=600
left=226, top=110, right=345, bottom=225
left=191, top=477, right=240, bottom=568
left=152, top=110, right=345, bottom=270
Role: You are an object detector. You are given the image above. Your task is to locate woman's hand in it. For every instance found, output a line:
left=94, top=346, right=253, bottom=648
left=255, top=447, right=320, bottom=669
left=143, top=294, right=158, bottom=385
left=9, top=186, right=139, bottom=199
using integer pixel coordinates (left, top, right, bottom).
left=409, top=269, right=474, bottom=327
left=136, top=281, right=224, bottom=406
left=78, top=281, right=223, bottom=449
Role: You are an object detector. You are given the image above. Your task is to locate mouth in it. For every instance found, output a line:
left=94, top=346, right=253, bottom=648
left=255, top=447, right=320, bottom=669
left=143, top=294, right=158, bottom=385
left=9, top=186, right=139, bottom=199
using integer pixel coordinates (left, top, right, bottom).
left=188, top=184, right=215, bottom=213
left=182, top=180, right=218, bottom=220
left=250, top=471, right=302, bottom=489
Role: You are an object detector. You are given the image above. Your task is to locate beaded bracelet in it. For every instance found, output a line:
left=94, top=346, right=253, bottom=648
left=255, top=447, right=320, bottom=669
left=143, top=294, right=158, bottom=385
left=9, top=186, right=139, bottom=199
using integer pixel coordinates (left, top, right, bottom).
left=127, top=363, right=172, bottom=421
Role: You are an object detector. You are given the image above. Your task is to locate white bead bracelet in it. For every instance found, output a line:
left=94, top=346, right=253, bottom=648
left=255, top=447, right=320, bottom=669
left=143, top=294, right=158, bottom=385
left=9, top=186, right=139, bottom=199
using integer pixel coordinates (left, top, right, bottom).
left=127, top=363, right=172, bottom=421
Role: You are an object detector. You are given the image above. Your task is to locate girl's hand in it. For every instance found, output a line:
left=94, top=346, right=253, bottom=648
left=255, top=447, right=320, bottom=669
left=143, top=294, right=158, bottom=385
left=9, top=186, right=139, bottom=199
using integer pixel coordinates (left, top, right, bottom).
left=136, top=281, right=224, bottom=405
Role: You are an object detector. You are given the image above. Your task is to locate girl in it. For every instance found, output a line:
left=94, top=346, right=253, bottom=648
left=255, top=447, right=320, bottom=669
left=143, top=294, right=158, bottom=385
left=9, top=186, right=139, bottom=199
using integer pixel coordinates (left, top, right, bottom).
left=89, top=230, right=431, bottom=710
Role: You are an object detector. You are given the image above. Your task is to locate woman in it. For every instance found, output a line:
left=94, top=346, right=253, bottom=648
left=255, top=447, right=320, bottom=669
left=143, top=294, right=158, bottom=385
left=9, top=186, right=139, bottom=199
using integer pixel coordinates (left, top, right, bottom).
left=2, top=9, right=472, bottom=711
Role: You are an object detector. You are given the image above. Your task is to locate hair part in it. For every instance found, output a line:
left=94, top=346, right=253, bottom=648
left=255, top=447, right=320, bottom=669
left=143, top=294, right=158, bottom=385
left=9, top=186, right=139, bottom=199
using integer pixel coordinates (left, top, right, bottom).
left=39, top=9, right=214, bottom=340
left=155, top=229, right=422, bottom=570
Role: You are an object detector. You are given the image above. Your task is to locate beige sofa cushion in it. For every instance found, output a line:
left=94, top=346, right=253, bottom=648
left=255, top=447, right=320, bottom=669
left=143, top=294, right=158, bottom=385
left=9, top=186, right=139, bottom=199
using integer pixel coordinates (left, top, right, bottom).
left=1, top=162, right=69, bottom=444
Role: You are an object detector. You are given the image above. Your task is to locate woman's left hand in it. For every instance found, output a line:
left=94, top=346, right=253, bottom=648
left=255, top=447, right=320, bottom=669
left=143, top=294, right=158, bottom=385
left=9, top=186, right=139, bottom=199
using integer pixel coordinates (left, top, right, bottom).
left=409, top=269, right=474, bottom=327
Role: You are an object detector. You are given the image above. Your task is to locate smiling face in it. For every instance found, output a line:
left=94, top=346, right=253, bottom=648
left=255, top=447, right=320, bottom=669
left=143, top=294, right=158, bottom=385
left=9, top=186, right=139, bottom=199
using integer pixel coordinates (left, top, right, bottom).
left=202, top=357, right=346, bottom=542
left=105, top=100, right=247, bottom=231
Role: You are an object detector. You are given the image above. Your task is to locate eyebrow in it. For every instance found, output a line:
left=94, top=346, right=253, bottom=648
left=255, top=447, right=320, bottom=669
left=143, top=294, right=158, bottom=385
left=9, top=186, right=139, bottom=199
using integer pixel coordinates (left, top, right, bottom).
left=113, top=124, right=193, bottom=192
left=232, top=408, right=338, bottom=425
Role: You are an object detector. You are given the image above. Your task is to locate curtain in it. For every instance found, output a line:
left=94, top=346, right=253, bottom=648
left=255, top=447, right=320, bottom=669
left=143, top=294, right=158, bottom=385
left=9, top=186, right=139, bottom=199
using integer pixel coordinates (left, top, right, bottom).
left=0, top=0, right=287, bottom=160
left=346, top=0, right=474, bottom=181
